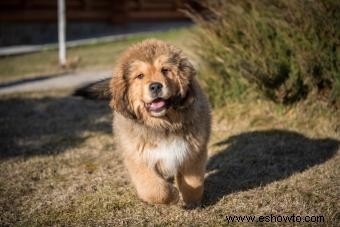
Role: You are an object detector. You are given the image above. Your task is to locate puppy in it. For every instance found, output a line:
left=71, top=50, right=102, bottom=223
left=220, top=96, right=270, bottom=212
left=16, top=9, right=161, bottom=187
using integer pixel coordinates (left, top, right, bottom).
left=76, top=39, right=211, bottom=207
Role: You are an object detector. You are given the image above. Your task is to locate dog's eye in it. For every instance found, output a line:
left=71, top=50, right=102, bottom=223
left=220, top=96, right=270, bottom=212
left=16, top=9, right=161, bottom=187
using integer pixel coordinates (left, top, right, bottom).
left=136, top=74, right=144, bottom=80
left=161, top=67, right=170, bottom=76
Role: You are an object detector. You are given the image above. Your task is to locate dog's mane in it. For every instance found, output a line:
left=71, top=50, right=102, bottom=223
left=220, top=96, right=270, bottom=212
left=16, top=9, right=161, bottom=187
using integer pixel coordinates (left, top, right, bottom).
left=73, top=39, right=197, bottom=130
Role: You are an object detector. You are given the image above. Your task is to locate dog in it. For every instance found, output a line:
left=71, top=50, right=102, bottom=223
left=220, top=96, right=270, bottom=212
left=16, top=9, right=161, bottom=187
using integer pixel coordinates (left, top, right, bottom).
left=75, top=39, right=211, bottom=208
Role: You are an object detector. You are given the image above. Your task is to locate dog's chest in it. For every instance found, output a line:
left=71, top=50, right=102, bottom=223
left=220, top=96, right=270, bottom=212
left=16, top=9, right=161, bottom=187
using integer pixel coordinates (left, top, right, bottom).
left=143, top=137, right=189, bottom=177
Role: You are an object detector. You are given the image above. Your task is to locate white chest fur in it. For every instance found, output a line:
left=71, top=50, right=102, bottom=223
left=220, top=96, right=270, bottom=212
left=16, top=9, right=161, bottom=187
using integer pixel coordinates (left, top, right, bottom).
left=142, top=136, right=190, bottom=177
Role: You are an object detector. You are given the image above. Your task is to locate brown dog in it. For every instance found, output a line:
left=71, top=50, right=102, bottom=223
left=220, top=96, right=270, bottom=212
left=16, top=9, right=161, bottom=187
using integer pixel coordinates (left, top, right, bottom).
left=76, top=39, right=211, bottom=207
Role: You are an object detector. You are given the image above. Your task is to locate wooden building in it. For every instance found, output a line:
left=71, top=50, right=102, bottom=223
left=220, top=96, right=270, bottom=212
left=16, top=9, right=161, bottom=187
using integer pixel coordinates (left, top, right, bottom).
left=0, top=0, right=188, bottom=23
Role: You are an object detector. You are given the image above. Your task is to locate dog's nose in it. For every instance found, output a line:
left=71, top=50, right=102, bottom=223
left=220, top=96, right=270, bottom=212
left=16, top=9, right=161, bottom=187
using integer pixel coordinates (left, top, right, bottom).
left=149, top=82, right=163, bottom=94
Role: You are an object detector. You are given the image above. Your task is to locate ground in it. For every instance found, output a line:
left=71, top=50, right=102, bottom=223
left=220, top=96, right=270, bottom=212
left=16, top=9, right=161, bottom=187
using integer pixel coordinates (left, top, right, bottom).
left=0, top=28, right=339, bottom=226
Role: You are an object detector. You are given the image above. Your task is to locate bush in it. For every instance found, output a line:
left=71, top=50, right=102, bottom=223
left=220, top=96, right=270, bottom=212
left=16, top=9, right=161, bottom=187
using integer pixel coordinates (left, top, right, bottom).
left=186, top=0, right=339, bottom=107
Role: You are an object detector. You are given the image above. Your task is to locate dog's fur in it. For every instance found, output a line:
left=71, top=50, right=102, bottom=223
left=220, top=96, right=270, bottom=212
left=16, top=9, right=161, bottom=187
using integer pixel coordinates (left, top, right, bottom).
left=75, top=39, right=211, bottom=207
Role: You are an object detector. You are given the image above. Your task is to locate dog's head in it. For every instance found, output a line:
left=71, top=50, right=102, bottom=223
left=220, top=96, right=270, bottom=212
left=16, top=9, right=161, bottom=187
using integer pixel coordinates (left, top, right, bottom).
left=110, top=39, right=196, bottom=124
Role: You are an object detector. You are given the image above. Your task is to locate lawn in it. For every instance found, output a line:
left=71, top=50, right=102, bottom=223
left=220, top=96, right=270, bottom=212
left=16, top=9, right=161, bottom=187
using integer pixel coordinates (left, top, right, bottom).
left=0, top=28, right=194, bottom=83
left=0, top=88, right=339, bottom=225
left=0, top=27, right=339, bottom=226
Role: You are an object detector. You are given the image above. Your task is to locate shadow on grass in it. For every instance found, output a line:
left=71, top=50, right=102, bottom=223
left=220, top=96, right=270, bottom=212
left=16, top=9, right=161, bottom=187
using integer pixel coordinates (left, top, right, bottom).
left=0, top=95, right=111, bottom=159
left=204, top=130, right=339, bottom=206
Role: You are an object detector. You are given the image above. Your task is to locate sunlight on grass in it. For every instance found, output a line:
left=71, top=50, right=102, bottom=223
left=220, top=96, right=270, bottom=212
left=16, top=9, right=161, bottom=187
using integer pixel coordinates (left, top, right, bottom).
left=0, top=89, right=338, bottom=225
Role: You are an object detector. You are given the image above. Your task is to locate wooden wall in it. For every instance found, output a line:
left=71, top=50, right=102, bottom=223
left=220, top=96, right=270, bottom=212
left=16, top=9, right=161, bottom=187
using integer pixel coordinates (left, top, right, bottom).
left=0, top=0, right=187, bottom=22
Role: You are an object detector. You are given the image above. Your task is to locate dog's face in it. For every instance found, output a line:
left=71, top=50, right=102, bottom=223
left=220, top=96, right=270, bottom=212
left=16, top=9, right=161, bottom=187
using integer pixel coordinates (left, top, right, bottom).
left=128, top=55, right=181, bottom=117
left=110, top=39, right=196, bottom=125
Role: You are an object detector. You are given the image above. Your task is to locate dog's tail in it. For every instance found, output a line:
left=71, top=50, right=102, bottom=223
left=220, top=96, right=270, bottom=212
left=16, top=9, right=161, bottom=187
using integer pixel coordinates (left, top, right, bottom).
left=73, top=78, right=111, bottom=100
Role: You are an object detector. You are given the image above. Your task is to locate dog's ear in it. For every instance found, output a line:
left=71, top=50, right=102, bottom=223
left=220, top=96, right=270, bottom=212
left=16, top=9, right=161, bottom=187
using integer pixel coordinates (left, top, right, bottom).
left=177, top=57, right=196, bottom=98
left=109, top=67, right=137, bottom=119
left=172, top=81, right=196, bottom=110
left=73, top=78, right=111, bottom=100
left=173, top=57, right=196, bottom=108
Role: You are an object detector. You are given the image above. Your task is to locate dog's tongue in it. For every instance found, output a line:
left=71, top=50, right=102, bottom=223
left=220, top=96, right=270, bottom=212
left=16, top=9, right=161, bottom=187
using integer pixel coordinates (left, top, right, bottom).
left=149, top=99, right=165, bottom=111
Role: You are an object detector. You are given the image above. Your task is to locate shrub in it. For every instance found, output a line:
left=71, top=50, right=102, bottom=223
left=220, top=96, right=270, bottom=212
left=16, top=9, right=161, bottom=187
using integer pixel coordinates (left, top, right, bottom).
left=186, top=0, right=339, bottom=107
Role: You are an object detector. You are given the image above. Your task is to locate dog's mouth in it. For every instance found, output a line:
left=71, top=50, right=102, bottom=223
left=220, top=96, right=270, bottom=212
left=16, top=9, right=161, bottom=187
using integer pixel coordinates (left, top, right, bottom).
left=145, top=98, right=170, bottom=113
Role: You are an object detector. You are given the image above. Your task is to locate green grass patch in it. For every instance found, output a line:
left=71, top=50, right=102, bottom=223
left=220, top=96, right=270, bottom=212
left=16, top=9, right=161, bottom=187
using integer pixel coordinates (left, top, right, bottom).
left=0, top=28, right=193, bottom=83
left=187, top=0, right=340, bottom=107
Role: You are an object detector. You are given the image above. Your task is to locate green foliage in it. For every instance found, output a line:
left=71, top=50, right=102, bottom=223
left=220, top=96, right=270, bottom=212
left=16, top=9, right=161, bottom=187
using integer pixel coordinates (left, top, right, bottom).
left=187, top=0, right=339, bottom=107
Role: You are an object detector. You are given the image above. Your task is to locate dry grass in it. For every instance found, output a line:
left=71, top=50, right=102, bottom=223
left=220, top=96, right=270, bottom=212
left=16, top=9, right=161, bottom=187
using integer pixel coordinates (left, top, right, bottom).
left=0, top=89, right=339, bottom=226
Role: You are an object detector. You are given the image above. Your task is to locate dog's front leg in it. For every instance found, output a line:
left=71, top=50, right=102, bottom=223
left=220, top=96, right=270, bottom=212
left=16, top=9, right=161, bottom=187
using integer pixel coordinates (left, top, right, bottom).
left=124, top=156, right=179, bottom=205
left=176, top=151, right=207, bottom=208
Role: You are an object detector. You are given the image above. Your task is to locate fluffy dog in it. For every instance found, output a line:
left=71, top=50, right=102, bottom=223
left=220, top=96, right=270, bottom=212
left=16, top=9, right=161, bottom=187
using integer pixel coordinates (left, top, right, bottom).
left=76, top=39, right=211, bottom=207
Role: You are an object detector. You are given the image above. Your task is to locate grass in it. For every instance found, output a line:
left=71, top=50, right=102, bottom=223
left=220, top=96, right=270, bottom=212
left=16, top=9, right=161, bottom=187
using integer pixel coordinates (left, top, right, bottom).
left=187, top=0, right=340, bottom=106
left=0, top=28, right=194, bottom=83
left=0, top=89, right=339, bottom=226
left=0, top=26, right=339, bottom=226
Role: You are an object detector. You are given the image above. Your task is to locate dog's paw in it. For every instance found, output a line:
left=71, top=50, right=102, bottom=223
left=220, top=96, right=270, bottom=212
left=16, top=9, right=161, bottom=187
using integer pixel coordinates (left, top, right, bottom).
left=183, top=201, right=201, bottom=210
left=169, top=186, right=180, bottom=205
